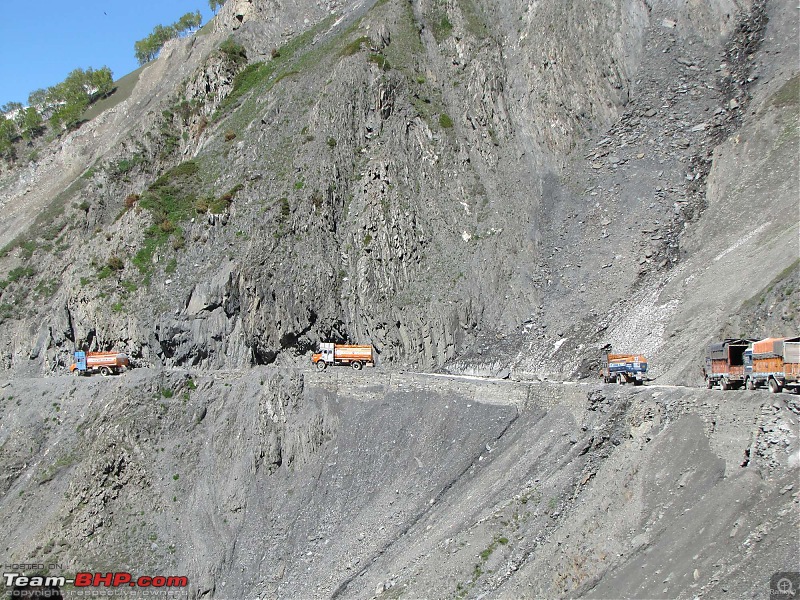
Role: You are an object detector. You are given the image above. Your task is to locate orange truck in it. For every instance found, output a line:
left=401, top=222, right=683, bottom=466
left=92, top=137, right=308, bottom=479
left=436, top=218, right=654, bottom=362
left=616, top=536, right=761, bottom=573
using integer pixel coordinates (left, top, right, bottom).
left=70, top=351, right=129, bottom=376
left=601, top=350, right=648, bottom=385
left=744, top=337, right=800, bottom=393
left=704, top=338, right=752, bottom=390
left=312, top=343, right=374, bottom=371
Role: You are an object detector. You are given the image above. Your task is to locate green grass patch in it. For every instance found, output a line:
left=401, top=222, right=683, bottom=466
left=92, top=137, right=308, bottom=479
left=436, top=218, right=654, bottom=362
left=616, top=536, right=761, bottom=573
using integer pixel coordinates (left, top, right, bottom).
left=341, top=36, right=372, bottom=56
left=132, top=236, right=160, bottom=274
left=96, top=265, right=113, bottom=280
left=208, top=183, right=244, bottom=213
left=215, top=15, right=337, bottom=125
left=368, top=53, right=391, bottom=71
left=431, top=13, right=453, bottom=42
left=19, top=240, right=37, bottom=260
left=112, top=154, right=145, bottom=177
left=216, top=62, right=275, bottom=117
left=439, top=113, right=454, bottom=128
left=219, top=37, right=248, bottom=66
left=215, top=19, right=334, bottom=119
left=133, top=160, right=202, bottom=275
left=771, top=75, right=800, bottom=109
left=139, top=160, right=201, bottom=224
left=6, top=266, right=35, bottom=283
left=742, top=258, right=799, bottom=308
left=274, top=70, right=300, bottom=85
left=120, top=280, right=138, bottom=293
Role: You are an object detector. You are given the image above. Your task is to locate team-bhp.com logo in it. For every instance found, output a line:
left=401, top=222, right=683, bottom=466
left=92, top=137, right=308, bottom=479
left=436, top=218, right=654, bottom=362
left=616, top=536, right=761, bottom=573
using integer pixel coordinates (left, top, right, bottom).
left=771, top=572, right=800, bottom=600
left=4, top=571, right=188, bottom=590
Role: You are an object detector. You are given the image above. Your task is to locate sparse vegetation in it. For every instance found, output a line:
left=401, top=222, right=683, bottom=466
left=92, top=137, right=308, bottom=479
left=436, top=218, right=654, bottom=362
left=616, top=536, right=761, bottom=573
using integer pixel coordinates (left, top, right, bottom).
left=219, top=37, right=247, bottom=66
left=215, top=17, right=336, bottom=121
left=771, top=75, right=800, bottom=109
left=113, top=155, right=144, bottom=177
left=341, top=36, right=372, bottom=57
left=4, top=266, right=35, bottom=285
left=432, top=14, right=454, bottom=41
left=279, top=197, right=291, bottom=219
left=208, top=183, right=243, bottom=213
left=107, top=256, right=125, bottom=271
left=47, top=67, right=115, bottom=131
left=134, top=12, right=203, bottom=65
left=216, top=62, right=273, bottom=117
left=133, top=160, right=202, bottom=275
left=368, top=53, right=391, bottom=71
left=209, top=0, right=227, bottom=14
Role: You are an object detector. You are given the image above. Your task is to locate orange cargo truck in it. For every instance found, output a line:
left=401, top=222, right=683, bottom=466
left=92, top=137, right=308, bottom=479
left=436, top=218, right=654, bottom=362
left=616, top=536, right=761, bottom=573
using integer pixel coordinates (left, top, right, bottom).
left=704, top=338, right=753, bottom=390
left=70, top=351, right=129, bottom=376
left=744, top=337, right=800, bottom=393
left=312, top=343, right=374, bottom=371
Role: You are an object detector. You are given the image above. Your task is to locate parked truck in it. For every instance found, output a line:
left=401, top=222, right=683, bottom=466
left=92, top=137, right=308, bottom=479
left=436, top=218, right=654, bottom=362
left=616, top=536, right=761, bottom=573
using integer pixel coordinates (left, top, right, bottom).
left=70, top=351, right=129, bottom=376
left=312, top=343, right=374, bottom=371
left=704, top=338, right=753, bottom=390
left=601, top=350, right=648, bottom=385
left=744, top=337, right=800, bottom=393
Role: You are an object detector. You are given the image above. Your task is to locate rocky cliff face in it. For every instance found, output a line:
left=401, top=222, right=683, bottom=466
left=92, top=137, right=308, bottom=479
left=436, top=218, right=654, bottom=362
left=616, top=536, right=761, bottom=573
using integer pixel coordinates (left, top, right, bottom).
left=0, top=0, right=796, bottom=378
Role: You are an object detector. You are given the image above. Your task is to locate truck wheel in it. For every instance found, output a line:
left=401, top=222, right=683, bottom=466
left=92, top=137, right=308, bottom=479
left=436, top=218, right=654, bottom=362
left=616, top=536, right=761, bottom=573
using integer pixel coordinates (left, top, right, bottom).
left=315, top=361, right=327, bottom=371
left=720, top=378, right=729, bottom=391
left=351, top=361, right=362, bottom=371
left=617, top=374, right=625, bottom=385
left=768, top=378, right=782, bottom=394
left=100, top=367, right=112, bottom=377
left=746, top=378, right=756, bottom=390
left=705, top=377, right=712, bottom=389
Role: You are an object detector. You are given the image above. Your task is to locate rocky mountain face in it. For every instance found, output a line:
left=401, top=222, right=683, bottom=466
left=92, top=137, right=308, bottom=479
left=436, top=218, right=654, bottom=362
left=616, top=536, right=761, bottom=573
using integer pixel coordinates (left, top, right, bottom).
left=0, top=0, right=795, bottom=378
left=0, top=0, right=797, bottom=598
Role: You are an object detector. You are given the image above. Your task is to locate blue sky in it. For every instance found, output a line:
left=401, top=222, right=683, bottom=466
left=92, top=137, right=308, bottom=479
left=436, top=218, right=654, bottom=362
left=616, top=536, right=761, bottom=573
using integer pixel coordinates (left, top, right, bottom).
left=0, top=0, right=216, bottom=108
